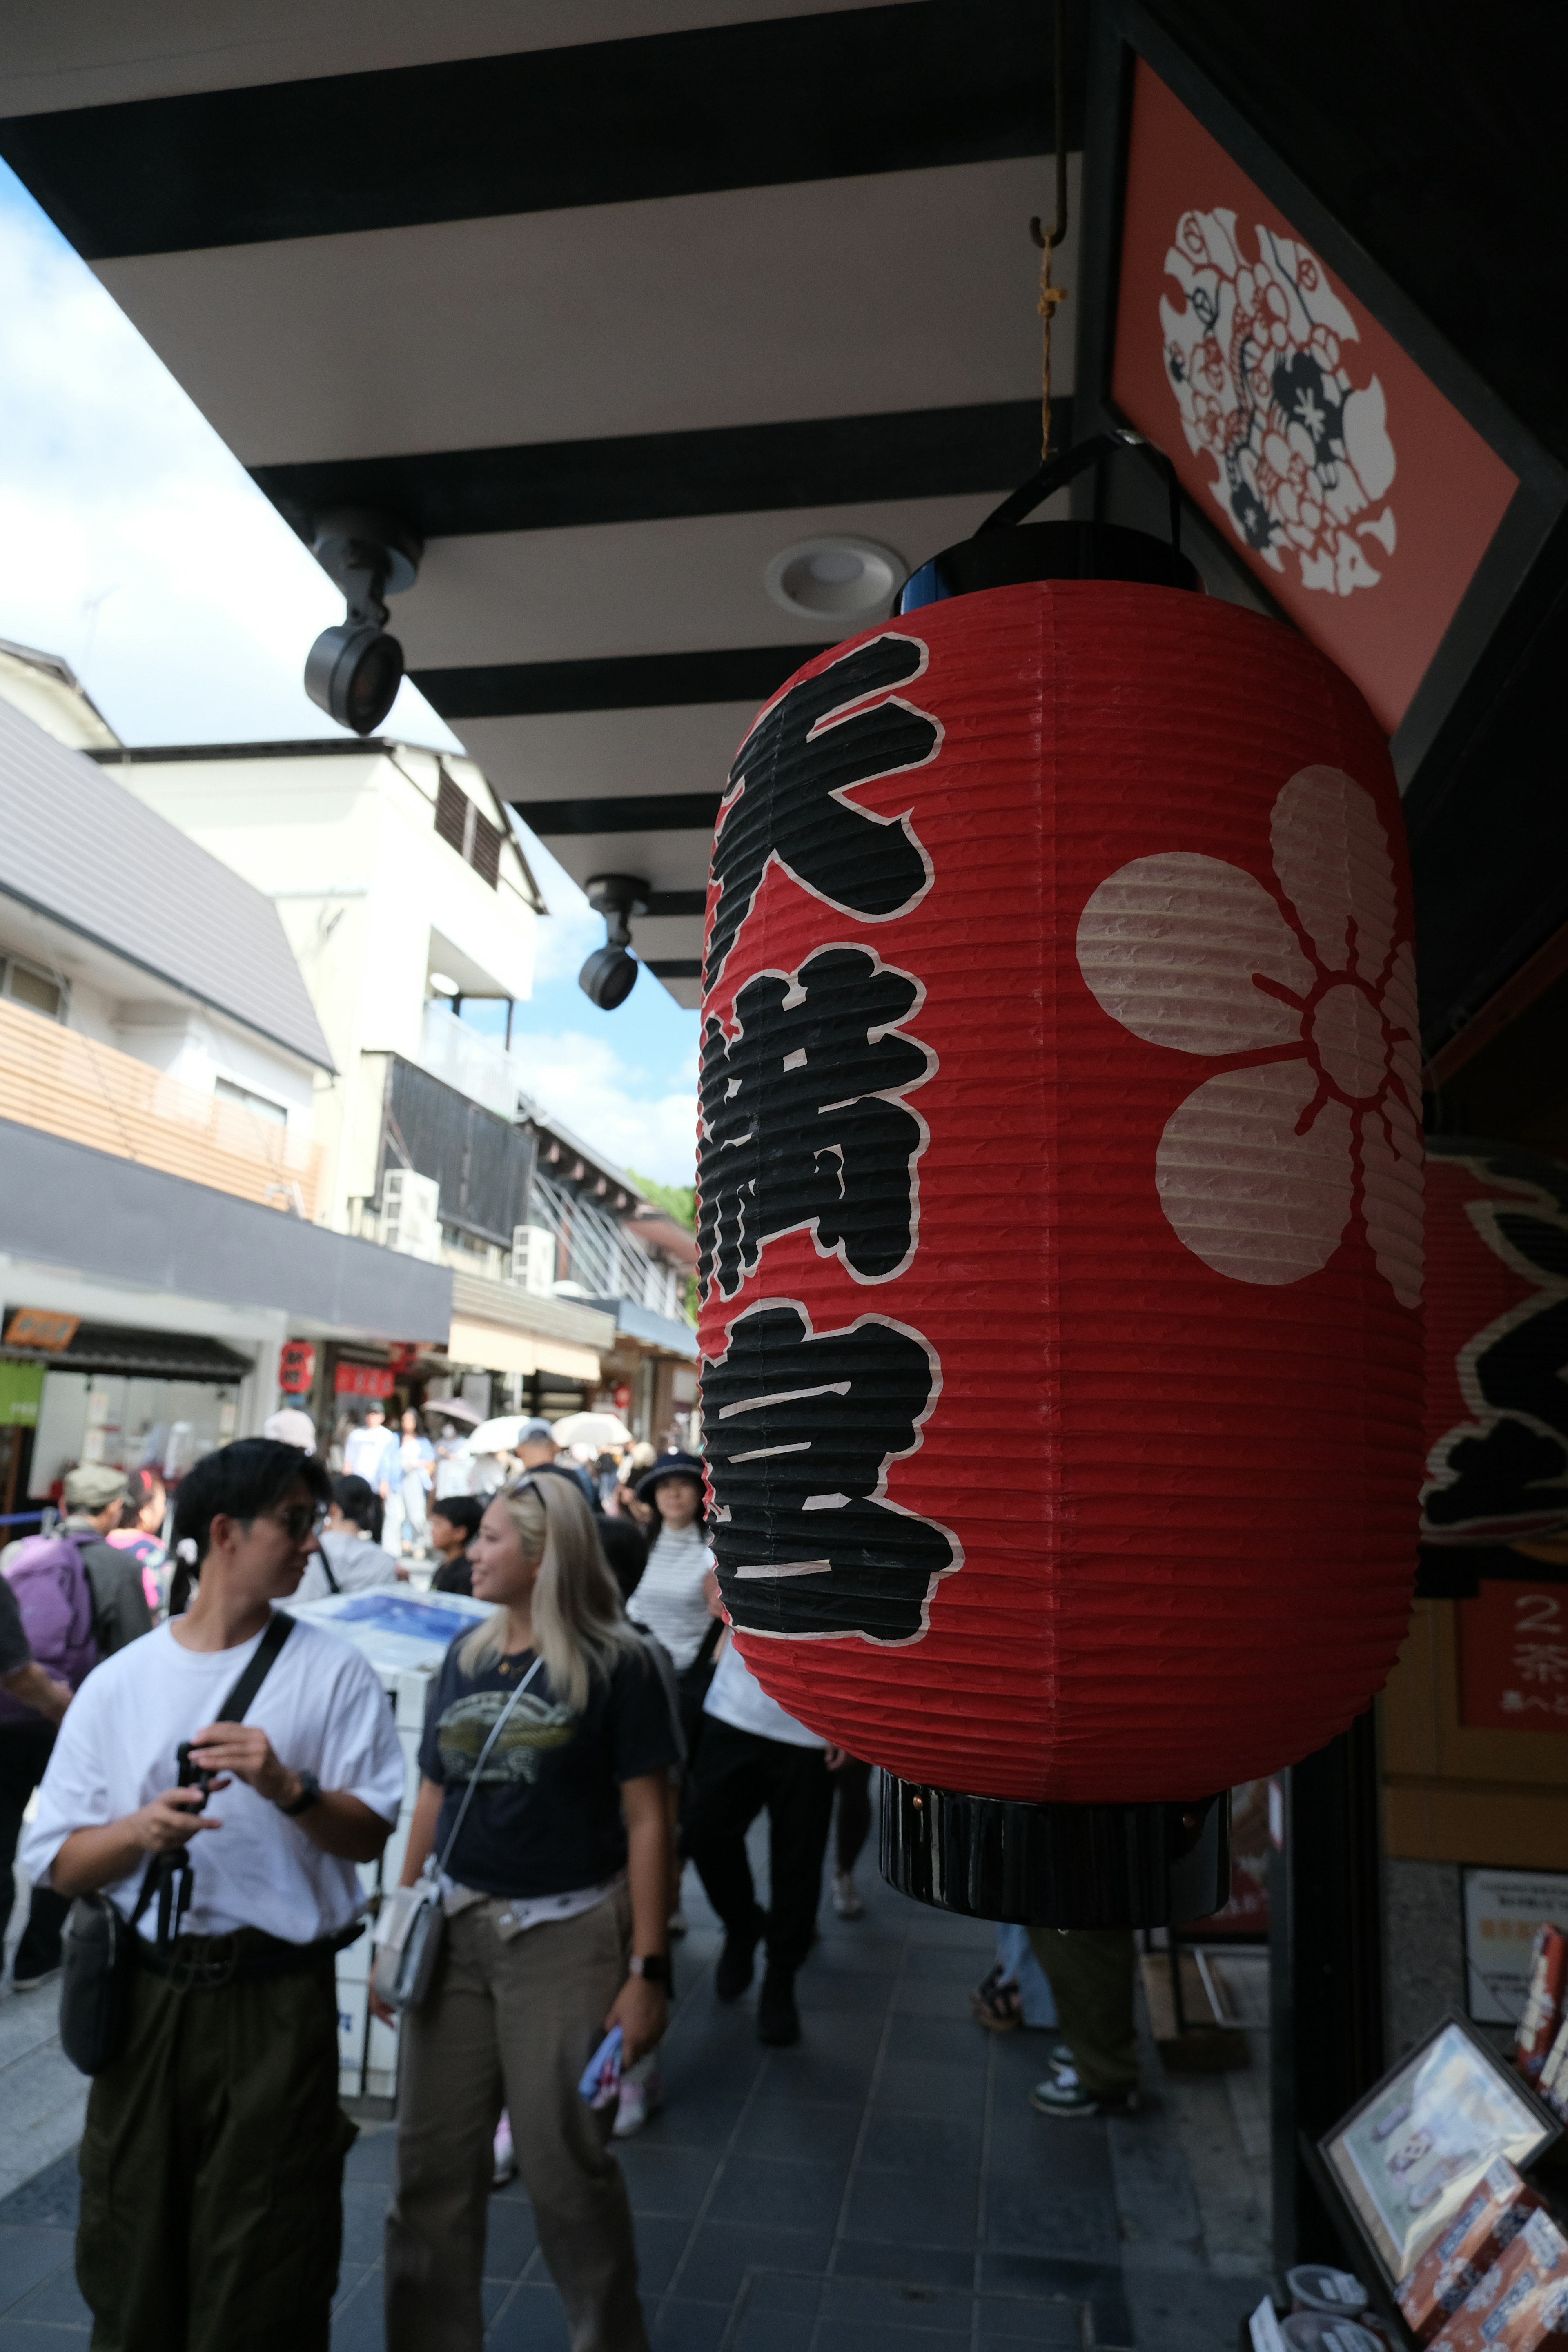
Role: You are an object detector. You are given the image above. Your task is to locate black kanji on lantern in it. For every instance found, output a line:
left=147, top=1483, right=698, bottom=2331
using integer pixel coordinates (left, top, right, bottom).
left=704, top=634, right=939, bottom=988
left=703, top=1302, right=958, bottom=1643
left=697, top=946, right=932, bottom=1303
left=1425, top=1147, right=1568, bottom=1538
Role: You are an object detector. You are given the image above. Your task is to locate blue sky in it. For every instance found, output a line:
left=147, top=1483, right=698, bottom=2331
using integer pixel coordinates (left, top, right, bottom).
left=0, top=164, right=700, bottom=1184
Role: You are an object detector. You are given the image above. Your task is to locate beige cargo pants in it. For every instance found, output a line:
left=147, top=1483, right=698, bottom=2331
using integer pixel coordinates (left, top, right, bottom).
left=384, top=1886, right=647, bottom=2352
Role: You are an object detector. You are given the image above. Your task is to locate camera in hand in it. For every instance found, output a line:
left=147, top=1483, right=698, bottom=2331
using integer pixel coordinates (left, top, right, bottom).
left=176, top=1741, right=217, bottom=1809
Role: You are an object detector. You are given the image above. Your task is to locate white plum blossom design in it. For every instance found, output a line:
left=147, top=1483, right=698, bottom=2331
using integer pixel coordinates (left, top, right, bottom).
left=1076, top=766, right=1423, bottom=1306
left=1161, top=207, right=1397, bottom=597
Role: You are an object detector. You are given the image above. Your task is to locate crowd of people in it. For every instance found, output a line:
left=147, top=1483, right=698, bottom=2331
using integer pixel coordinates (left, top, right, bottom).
left=0, top=1407, right=1140, bottom=2350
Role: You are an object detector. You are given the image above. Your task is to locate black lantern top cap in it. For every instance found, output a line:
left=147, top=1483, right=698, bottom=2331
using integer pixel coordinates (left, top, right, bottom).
left=898, top=430, right=1202, bottom=612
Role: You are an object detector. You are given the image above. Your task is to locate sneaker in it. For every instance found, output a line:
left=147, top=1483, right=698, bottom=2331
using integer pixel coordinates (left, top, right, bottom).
left=757, top=1967, right=800, bottom=2047
left=715, top=1907, right=764, bottom=2002
left=969, top=1962, right=1024, bottom=2033
left=11, top=1960, right=61, bottom=1993
left=832, top=1870, right=864, bottom=1920
left=613, top=2065, right=663, bottom=2138
left=1028, top=2067, right=1138, bottom=2119
left=492, top=2113, right=517, bottom=2186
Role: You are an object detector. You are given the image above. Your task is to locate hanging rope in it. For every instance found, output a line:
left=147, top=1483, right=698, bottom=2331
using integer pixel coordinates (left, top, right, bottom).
left=1029, top=0, right=1070, bottom=462
left=1036, top=234, right=1067, bottom=463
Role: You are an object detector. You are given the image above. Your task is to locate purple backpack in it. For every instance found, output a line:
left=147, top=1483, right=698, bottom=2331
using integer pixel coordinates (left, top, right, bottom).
left=0, top=1532, right=98, bottom=1724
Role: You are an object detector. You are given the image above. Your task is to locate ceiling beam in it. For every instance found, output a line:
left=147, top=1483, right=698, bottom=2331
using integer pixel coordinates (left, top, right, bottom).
left=416, top=645, right=830, bottom=722
left=254, top=399, right=1058, bottom=545
left=512, top=795, right=724, bottom=835
left=0, top=0, right=1069, bottom=260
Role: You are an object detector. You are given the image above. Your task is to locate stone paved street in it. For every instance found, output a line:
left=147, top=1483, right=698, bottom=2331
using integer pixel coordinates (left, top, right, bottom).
left=1, top=1841, right=1270, bottom=2347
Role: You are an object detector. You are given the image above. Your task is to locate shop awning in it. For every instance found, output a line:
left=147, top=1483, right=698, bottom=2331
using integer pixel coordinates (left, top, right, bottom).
left=0, top=1319, right=253, bottom=1383
left=446, top=1315, right=601, bottom=1383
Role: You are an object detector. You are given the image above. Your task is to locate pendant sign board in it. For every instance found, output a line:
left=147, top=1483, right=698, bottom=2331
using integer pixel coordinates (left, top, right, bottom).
left=1463, top=1869, right=1568, bottom=2027
left=1074, top=2, right=1568, bottom=791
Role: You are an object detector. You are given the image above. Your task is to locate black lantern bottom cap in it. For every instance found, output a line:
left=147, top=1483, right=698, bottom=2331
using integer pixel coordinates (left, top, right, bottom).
left=879, top=1776, right=1231, bottom=1929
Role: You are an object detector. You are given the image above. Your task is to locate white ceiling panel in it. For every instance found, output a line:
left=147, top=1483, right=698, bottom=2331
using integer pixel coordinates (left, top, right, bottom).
left=95, top=158, right=1079, bottom=465
left=398, top=490, right=1057, bottom=667
left=458, top=705, right=759, bottom=804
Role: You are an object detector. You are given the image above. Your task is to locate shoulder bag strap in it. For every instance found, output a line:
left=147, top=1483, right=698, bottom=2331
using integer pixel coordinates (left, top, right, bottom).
left=432, top=1653, right=547, bottom=1882
left=215, top=1610, right=294, bottom=1722
left=135, top=1613, right=297, bottom=1955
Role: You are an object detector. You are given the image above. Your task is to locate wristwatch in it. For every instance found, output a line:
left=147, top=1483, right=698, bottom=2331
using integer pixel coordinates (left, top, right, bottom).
left=281, top=1768, right=322, bottom=1817
left=628, top=1953, right=671, bottom=1987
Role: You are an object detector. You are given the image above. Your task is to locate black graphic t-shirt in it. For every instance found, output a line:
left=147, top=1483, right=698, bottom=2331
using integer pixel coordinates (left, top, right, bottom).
left=419, top=1639, right=677, bottom=1900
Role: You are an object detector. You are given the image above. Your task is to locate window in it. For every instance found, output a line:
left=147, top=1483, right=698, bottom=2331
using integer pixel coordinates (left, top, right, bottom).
left=214, top=1076, right=287, bottom=1127
left=433, top=766, right=502, bottom=891
left=0, top=957, right=64, bottom=1020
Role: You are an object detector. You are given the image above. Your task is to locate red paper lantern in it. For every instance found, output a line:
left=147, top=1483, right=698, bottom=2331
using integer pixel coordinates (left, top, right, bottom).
left=278, top=1339, right=316, bottom=1395
left=1422, top=1140, right=1568, bottom=1546
left=696, top=486, right=1425, bottom=1920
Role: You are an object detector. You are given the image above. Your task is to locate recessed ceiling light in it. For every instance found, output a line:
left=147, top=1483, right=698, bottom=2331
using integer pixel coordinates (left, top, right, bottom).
left=429, top=971, right=460, bottom=996
left=764, top=536, right=906, bottom=621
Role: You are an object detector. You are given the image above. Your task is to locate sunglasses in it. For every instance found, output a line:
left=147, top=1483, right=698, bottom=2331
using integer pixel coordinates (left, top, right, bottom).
left=267, top=1502, right=330, bottom=1542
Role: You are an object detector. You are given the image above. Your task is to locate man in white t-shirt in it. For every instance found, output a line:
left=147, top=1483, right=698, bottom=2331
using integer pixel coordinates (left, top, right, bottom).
left=684, top=1584, right=839, bottom=2052
left=24, top=1437, right=405, bottom=2348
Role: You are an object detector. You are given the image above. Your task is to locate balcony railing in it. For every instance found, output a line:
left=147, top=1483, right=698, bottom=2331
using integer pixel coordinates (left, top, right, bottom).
left=0, top=996, right=325, bottom=1218
left=416, top=999, right=529, bottom=1123
left=531, top=1174, right=689, bottom=1323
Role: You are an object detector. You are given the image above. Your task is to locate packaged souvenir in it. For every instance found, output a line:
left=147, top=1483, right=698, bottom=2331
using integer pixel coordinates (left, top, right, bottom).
left=1397, top=2159, right=1544, bottom=2339
left=1519, top=1931, right=1568, bottom=2085
left=1430, top=2207, right=1568, bottom=2352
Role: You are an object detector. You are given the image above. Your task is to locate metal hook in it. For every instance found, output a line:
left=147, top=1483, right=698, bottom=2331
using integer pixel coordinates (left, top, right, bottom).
left=1029, top=0, right=1069, bottom=248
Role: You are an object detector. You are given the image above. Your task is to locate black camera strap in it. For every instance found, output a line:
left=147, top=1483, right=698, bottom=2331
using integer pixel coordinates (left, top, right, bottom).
left=141, top=1611, right=298, bottom=1956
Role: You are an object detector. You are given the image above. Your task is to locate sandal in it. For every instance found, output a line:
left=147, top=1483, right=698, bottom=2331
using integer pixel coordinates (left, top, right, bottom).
left=970, top=1962, right=1024, bottom=2033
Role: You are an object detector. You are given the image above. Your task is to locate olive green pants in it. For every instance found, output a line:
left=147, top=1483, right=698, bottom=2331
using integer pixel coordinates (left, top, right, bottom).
left=76, top=1951, right=354, bottom=2352
left=1025, top=1926, right=1138, bottom=2098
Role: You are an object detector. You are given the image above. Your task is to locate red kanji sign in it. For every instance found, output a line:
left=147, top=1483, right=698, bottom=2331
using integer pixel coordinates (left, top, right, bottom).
left=1459, top=1581, right=1568, bottom=1731
left=334, top=1363, right=395, bottom=1399
left=278, top=1341, right=316, bottom=1394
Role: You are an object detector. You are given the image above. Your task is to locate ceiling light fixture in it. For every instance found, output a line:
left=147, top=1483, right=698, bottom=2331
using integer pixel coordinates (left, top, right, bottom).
left=304, top=507, right=423, bottom=737
left=428, top=971, right=460, bottom=997
left=764, top=536, right=907, bottom=622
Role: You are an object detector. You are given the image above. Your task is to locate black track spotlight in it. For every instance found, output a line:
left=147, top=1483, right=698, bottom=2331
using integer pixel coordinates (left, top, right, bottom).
left=579, top=875, right=649, bottom=1010
left=303, top=508, right=423, bottom=736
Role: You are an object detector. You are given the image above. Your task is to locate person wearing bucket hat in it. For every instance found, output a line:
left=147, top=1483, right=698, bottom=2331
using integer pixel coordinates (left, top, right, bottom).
left=626, top=1456, right=716, bottom=1758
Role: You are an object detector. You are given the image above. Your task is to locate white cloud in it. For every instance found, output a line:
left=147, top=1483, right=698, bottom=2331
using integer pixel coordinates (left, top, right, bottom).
left=0, top=174, right=457, bottom=751
left=517, top=1029, right=698, bottom=1187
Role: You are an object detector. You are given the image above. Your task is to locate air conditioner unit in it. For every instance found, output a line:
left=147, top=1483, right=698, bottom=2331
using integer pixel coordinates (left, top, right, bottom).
left=383, top=1169, right=442, bottom=1261
left=512, top=1225, right=557, bottom=1296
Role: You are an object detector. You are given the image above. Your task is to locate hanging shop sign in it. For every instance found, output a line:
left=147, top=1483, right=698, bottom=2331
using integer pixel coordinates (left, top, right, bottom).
left=1422, top=1142, right=1568, bottom=1546
left=1072, top=3, right=1567, bottom=788
left=2, top=1307, right=79, bottom=1352
left=279, top=1340, right=317, bottom=1395
left=695, top=478, right=1425, bottom=1922
left=334, top=1362, right=395, bottom=1399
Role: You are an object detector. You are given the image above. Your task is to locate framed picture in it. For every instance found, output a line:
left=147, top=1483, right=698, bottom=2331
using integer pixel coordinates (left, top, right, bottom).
left=1319, top=2012, right=1560, bottom=2285
left=1073, top=1, right=1568, bottom=791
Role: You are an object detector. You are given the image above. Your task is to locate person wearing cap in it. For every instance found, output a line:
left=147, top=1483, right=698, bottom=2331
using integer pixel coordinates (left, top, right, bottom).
left=515, top=1417, right=598, bottom=1511
left=263, top=1407, right=318, bottom=1452
left=61, top=1464, right=156, bottom=1661
left=4, top=1464, right=153, bottom=1993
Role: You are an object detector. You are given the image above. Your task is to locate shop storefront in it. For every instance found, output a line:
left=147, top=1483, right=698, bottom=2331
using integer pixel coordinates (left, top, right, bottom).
left=2, top=1307, right=253, bottom=1505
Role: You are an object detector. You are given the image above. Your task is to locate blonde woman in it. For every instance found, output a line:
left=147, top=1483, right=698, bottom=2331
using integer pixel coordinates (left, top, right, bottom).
left=380, top=1474, right=676, bottom=2352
